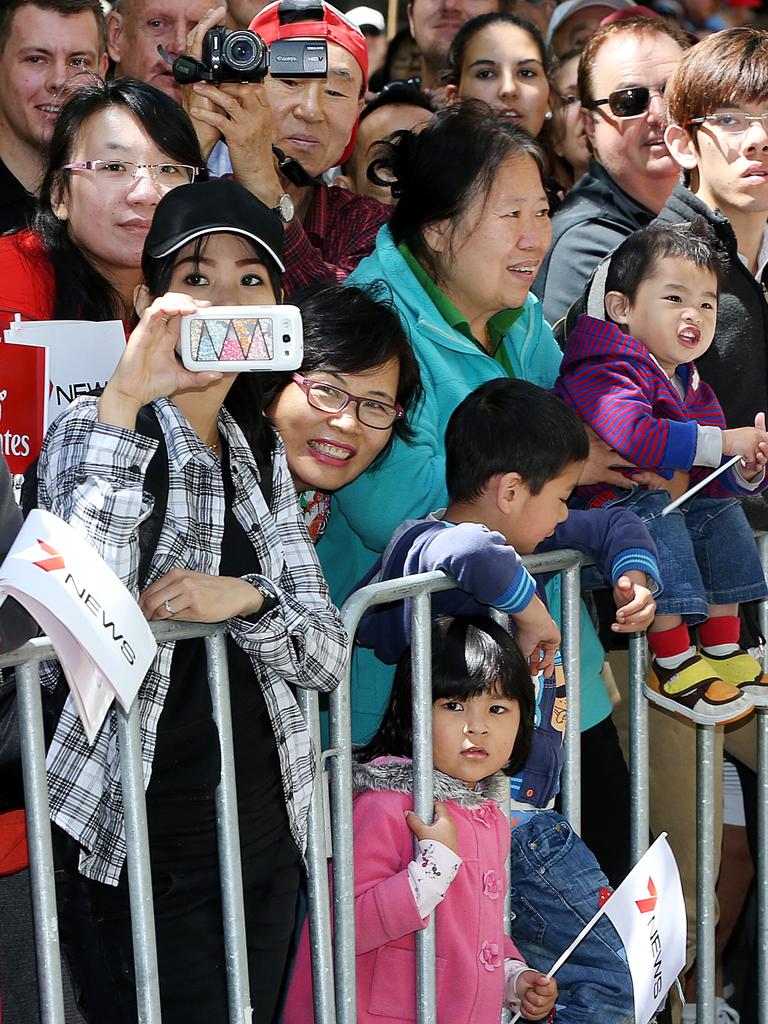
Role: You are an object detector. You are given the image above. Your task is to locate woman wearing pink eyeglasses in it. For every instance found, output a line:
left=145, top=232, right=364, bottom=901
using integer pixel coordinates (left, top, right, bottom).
left=0, top=77, right=204, bottom=333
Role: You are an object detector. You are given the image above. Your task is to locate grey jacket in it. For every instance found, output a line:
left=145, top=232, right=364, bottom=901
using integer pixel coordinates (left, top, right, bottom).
left=532, top=158, right=654, bottom=328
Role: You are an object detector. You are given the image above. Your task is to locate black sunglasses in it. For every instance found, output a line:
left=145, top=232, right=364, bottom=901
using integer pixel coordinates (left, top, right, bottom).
left=379, top=77, right=422, bottom=93
left=586, top=85, right=664, bottom=119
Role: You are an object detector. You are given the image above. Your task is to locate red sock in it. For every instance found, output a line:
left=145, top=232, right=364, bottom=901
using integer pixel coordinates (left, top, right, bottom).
left=647, top=623, right=692, bottom=660
left=699, top=616, right=740, bottom=649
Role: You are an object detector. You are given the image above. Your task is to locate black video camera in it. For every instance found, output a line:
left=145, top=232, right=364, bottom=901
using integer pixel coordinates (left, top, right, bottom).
left=168, top=27, right=327, bottom=84
left=163, top=0, right=329, bottom=85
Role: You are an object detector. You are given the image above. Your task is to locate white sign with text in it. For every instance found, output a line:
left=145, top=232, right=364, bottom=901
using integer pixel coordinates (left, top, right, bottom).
left=0, top=510, right=156, bottom=743
left=4, top=316, right=126, bottom=426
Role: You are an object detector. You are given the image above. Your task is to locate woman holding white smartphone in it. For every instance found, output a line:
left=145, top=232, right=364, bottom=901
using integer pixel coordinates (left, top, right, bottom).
left=36, top=179, right=347, bottom=1024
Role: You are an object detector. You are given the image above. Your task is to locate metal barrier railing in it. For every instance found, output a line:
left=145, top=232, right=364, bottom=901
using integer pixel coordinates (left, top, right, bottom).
left=298, top=549, right=650, bottom=1024
left=2, top=544, right=766, bottom=1023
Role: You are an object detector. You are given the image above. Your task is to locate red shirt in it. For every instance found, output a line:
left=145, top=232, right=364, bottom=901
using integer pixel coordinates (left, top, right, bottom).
left=0, top=229, right=55, bottom=333
left=283, top=184, right=390, bottom=297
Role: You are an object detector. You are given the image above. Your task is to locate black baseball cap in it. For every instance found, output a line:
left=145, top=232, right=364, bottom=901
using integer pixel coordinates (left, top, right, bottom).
left=144, top=179, right=285, bottom=273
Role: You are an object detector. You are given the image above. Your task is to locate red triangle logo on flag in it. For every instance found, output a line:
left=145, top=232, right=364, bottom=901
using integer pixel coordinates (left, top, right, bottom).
left=33, top=538, right=65, bottom=572
left=635, top=877, right=657, bottom=914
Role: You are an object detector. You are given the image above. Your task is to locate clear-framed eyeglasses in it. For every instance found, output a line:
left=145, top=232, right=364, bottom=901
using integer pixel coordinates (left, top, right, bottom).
left=687, top=111, right=768, bottom=136
left=292, top=373, right=404, bottom=430
left=61, top=160, right=201, bottom=188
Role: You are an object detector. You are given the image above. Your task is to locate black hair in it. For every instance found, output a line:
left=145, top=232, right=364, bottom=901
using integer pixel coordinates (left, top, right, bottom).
left=443, top=11, right=549, bottom=87
left=343, top=83, right=433, bottom=177
left=33, top=77, right=207, bottom=322
left=368, top=27, right=419, bottom=92
left=370, top=101, right=546, bottom=283
left=446, top=378, right=589, bottom=501
left=357, top=615, right=535, bottom=777
left=359, top=82, right=434, bottom=126
left=141, top=230, right=283, bottom=464
left=263, top=283, right=423, bottom=448
left=605, top=219, right=725, bottom=306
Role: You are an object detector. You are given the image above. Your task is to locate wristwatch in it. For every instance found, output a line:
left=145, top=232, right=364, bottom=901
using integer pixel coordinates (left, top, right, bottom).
left=252, top=577, right=278, bottom=611
left=273, top=192, right=295, bottom=224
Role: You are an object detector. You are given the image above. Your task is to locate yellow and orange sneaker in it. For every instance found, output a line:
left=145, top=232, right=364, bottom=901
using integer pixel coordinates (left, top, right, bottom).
left=700, top=649, right=768, bottom=707
left=646, top=653, right=755, bottom=725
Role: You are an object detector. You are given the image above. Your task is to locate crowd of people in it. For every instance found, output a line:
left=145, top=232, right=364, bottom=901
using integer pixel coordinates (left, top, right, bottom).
left=0, top=0, right=766, bottom=1021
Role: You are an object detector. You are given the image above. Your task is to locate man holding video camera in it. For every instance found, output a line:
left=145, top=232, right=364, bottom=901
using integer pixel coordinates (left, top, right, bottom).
left=183, top=0, right=390, bottom=295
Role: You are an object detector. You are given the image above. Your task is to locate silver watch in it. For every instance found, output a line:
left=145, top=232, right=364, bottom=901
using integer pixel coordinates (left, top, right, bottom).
left=273, top=193, right=295, bottom=224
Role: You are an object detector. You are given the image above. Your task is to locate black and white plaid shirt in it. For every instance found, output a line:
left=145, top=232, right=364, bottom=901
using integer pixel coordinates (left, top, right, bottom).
left=37, top=397, right=347, bottom=886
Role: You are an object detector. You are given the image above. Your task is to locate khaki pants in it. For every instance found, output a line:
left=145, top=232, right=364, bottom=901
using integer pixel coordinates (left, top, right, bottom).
left=608, top=651, right=756, bottom=970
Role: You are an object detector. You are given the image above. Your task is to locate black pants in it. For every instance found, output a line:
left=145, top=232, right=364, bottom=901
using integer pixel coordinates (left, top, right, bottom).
left=578, top=716, right=632, bottom=889
left=55, top=828, right=301, bottom=1024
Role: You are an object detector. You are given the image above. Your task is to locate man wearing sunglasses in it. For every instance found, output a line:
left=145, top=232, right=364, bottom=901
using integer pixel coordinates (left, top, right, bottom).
left=533, top=16, right=690, bottom=325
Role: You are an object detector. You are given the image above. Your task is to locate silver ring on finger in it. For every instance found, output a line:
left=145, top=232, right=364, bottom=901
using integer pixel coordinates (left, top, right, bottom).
left=164, top=599, right=174, bottom=615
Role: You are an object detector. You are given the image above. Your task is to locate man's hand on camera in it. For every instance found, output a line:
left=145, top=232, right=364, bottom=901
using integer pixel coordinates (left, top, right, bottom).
left=190, top=80, right=283, bottom=206
left=181, top=5, right=229, bottom=159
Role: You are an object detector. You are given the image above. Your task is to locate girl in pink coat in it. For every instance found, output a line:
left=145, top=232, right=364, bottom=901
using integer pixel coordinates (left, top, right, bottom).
left=284, top=615, right=559, bottom=1023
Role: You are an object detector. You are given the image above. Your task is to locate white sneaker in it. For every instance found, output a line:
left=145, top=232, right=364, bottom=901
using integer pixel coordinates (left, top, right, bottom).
left=680, top=997, right=740, bottom=1024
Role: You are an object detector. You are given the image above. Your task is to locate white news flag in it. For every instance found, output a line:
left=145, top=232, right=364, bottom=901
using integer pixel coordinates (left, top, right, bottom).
left=602, top=834, right=686, bottom=1024
left=510, top=834, right=686, bottom=1024
left=0, top=509, right=156, bottom=743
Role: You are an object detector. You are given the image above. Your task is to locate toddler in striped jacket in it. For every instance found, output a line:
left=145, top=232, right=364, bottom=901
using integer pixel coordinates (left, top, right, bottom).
left=556, top=219, right=768, bottom=725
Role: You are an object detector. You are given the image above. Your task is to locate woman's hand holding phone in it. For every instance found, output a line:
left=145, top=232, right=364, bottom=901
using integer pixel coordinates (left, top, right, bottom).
left=98, top=294, right=222, bottom=431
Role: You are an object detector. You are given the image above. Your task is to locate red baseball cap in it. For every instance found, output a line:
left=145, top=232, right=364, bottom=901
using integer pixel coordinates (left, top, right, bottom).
left=250, top=1, right=369, bottom=81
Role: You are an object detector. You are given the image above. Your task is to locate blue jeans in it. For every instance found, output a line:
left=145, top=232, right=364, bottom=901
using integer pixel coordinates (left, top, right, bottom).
left=606, top=489, right=768, bottom=624
left=509, top=812, right=634, bottom=1024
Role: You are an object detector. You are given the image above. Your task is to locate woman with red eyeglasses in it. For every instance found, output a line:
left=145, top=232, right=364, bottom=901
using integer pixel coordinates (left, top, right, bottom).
left=264, top=284, right=421, bottom=544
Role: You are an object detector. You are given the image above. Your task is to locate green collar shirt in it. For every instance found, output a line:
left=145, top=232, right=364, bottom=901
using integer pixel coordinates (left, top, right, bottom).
left=398, top=242, right=522, bottom=377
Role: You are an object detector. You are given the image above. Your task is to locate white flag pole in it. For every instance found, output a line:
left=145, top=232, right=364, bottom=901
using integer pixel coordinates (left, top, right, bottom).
left=660, top=454, right=742, bottom=517
left=509, top=903, right=609, bottom=1023
left=509, top=833, right=681, bottom=1024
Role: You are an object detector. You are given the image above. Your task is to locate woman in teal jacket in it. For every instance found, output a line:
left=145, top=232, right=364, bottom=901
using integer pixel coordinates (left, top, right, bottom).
left=320, top=104, right=562, bottom=602
left=316, top=103, right=636, bottom=885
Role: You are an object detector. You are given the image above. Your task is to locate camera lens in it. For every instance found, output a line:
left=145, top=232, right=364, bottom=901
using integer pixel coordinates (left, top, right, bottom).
left=222, top=30, right=264, bottom=70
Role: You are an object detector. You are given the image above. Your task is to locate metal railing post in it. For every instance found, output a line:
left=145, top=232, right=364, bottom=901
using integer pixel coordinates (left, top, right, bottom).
left=205, top=630, right=251, bottom=1024
left=4, top=550, right=609, bottom=1024
left=331, top=556, right=586, bottom=1024
left=328, top=639, right=357, bottom=1024
left=757, top=705, right=768, bottom=1024
left=15, top=660, right=65, bottom=1024
left=757, top=534, right=768, bottom=1023
left=115, top=699, right=162, bottom=1023
left=560, top=562, right=581, bottom=830
left=695, top=724, right=716, bottom=1024
left=296, top=687, right=337, bottom=1024
left=411, top=591, right=437, bottom=1024
left=628, top=632, right=650, bottom=864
